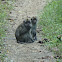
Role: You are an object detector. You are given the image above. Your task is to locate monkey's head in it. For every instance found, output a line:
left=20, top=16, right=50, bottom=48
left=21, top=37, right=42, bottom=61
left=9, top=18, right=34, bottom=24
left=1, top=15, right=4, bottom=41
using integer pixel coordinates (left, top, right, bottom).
left=31, top=17, right=37, bottom=24
left=23, top=19, right=32, bottom=30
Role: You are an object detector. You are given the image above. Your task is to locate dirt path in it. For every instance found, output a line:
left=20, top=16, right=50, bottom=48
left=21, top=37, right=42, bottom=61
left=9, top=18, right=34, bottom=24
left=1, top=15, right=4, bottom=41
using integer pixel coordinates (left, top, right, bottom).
left=4, top=0, right=56, bottom=62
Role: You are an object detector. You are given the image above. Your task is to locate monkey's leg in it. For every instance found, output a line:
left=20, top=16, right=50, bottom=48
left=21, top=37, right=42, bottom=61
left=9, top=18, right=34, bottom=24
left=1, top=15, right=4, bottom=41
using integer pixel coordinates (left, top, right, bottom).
left=34, top=36, right=37, bottom=41
left=17, top=41, right=21, bottom=43
left=20, top=42, right=25, bottom=44
left=16, top=37, right=25, bottom=43
left=33, top=32, right=37, bottom=41
left=16, top=37, right=20, bottom=43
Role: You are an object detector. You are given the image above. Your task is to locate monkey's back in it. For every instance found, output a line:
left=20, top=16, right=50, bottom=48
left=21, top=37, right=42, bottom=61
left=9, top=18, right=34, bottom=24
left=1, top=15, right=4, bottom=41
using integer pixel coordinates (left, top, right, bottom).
left=15, top=23, right=30, bottom=42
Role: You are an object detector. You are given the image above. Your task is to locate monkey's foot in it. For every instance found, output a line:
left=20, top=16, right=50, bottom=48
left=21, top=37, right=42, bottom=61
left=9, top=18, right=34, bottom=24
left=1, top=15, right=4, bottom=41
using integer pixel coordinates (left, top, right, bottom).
left=17, top=41, right=21, bottom=43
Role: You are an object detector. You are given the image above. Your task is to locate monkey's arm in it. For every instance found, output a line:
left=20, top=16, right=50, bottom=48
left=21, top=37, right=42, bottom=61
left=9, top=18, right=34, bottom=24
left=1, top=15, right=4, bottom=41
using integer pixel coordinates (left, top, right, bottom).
left=28, top=35, right=34, bottom=42
left=30, top=38, right=34, bottom=42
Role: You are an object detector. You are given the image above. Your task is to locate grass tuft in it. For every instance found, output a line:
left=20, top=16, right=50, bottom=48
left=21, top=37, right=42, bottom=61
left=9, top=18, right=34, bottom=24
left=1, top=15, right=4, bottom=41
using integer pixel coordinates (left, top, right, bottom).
left=39, top=0, right=62, bottom=61
left=0, top=0, right=14, bottom=61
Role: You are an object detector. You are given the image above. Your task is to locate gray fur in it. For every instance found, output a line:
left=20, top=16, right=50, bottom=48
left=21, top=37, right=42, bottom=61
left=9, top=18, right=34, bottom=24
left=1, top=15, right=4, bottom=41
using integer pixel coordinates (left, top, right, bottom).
left=15, top=19, right=34, bottom=43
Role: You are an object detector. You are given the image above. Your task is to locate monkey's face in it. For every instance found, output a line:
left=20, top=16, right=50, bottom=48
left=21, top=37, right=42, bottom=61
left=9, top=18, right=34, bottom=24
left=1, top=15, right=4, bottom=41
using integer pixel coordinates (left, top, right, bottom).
left=24, top=20, right=32, bottom=30
left=31, top=17, right=37, bottom=24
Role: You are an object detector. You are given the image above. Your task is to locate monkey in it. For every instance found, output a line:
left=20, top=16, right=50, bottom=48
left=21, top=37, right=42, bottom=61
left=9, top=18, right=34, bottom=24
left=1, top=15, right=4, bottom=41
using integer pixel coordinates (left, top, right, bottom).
left=31, top=16, right=37, bottom=40
left=15, top=19, right=34, bottom=43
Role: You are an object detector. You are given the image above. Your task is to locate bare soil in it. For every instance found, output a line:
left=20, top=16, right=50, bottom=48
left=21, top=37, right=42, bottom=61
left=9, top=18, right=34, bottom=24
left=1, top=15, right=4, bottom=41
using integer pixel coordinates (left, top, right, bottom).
left=4, top=0, right=56, bottom=62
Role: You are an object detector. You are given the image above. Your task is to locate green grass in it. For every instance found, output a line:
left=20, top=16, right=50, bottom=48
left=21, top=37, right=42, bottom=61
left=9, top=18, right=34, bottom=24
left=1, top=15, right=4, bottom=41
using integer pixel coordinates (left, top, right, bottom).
left=39, top=0, right=62, bottom=62
left=0, top=0, right=14, bottom=61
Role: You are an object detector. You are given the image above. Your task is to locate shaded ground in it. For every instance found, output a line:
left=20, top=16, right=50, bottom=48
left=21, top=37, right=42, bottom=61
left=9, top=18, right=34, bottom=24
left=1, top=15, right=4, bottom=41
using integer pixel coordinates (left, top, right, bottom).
left=4, top=0, right=56, bottom=62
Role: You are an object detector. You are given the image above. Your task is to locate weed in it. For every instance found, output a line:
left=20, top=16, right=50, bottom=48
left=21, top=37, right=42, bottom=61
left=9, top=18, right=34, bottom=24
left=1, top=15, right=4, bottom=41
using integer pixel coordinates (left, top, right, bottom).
left=39, top=0, right=62, bottom=61
left=0, top=0, right=14, bottom=61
